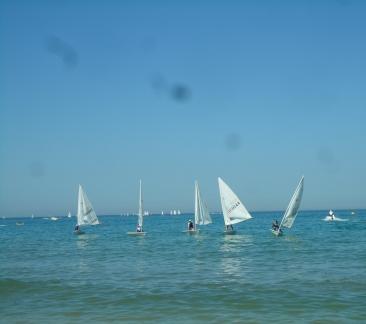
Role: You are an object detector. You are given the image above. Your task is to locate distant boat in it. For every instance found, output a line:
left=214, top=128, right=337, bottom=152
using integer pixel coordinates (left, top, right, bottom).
left=218, top=177, right=252, bottom=234
left=16, top=222, right=24, bottom=226
left=50, top=216, right=58, bottom=221
left=324, top=209, right=335, bottom=222
left=323, top=209, right=348, bottom=222
left=127, top=180, right=146, bottom=236
left=67, top=211, right=72, bottom=218
left=74, top=185, right=99, bottom=235
left=31, top=214, right=34, bottom=219
left=185, top=181, right=212, bottom=234
left=272, top=176, right=304, bottom=236
left=161, top=211, right=164, bottom=215
left=177, top=209, right=181, bottom=215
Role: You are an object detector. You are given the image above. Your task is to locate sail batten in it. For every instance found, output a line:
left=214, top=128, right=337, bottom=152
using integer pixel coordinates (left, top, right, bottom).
left=218, top=177, right=252, bottom=226
left=77, top=185, right=99, bottom=226
left=280, top=176, right=304, bottom=229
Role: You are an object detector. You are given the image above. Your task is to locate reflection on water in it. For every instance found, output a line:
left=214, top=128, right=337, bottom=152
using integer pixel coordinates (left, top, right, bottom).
left=75, top=234, right=99, bottom=249
left=219, top=234, right=253, bottom=280
left=220, top=234, right=253, bottom=253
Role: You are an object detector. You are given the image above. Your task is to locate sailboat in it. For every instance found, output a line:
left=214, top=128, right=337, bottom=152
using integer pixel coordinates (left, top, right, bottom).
left=185, top=181, right=212, bottom=234
left=323, top=209, right=348, bottom=222
left=271, top=176, right=304, bottom=236
left=218, top=177, right=252, bottom=234
left=67, top=211, right=72, bottom=218
left=127, top=180, right=146, bottom=236
left=74, top=185, right=99, bottom=235
left=324, top=209, right=335, bottom=222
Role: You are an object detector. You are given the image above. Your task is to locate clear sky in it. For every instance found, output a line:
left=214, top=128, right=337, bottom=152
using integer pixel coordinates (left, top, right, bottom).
left=1, top=0, right=366, bottom=217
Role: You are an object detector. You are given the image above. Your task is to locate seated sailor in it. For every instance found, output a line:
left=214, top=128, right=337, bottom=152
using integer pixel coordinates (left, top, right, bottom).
left=187, top=219, right=194, bottom=231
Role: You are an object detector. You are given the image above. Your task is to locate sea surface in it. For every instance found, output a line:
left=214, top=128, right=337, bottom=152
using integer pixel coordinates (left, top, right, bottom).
left=1, top=210, right=365, bottom=323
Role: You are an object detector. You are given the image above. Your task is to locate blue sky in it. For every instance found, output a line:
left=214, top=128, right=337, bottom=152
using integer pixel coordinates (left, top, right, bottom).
left=1, top=0, right=366, bottom=216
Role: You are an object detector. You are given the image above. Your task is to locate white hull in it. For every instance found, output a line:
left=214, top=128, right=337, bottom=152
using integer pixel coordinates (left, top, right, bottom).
left=323, top=216, right=348, bottom=222
left=271, top=229, right=283, bottom=236
left=183, top=229, right=199, bottom=234
left=127, top=232, right=146, bottom=236
left=224, top=229, right=236, bottom=235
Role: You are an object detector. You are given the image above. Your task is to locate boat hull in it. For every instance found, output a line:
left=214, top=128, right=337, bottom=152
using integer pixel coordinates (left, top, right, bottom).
left=271, top=229, right=283, bottom=236
left=74, top=229, right=85, bottom=235
left=127, top=232, right=146, bottom=236
left=224, top=230, right=236, bottom=235
left=183, top=229, right=199, bottom=234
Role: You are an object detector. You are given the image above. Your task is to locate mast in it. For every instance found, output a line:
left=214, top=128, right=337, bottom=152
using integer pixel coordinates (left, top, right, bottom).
left=138, top=180, right=143, bottom=228
left=194, top=181, right=199, bottom=230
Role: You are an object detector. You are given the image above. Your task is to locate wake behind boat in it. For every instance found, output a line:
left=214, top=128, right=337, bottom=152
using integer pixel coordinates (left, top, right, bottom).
left=185, top=181, right=212, bottom=234
left=218, top=177, right=252, bottom=234
left=74, top=185, right=99, bottom=235
left=127, top=180, right=147, bottom=236
left=271, top=176, right=304, bottom=237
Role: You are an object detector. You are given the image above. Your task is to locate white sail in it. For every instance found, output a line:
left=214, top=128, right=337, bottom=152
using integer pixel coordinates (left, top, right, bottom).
left=77, top=185, right=99, bottom=226
left=280, top=176, right=304, bottom=229
left=138, top=180, right=143, bottom=227
left=194, top=181, right=212, bottom=226
left=67, top=211, right=71, bottom=218
left=218, top=177, right=252, bottom=226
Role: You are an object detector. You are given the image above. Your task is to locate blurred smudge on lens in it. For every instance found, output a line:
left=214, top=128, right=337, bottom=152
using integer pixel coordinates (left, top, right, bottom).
left=140, top=36, right=156, bottom=54
left=316, top=147, right=339, bottom=172
left=225, top=133, right=241, bottom=151
left=29, top=161, right=46, bottom=178
left=45, top=36, right=79, bottom=68
left=170, top=84, right=191, bottom=102
left=150, top=74, right=167, bottom=93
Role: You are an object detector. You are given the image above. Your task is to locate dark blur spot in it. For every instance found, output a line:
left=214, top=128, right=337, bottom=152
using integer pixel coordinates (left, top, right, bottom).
left=225, top=133, right=241, bottom=151
left=45, top=36, right=79, bottom=68
left=150, top=74, right=167, bottom=93
left=336, top=0, right=351, bottom=6
left=317, top=148, right=339, bottom=172
left=317, top=148, right=334, bottom=165
left=171, top=84, right=191, bottom=102
left=29, top=161, right=46, bottom=178
left=140, top=36, right=156, bottom=53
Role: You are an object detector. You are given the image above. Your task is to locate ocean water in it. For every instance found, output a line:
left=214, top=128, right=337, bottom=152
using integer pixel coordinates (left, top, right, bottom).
left=1, top=210, right=365, bottom=323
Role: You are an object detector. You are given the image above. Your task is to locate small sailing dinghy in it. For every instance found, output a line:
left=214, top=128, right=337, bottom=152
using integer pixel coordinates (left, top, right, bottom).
left=67, top=211, right=72, bottom=218
left=323, top=209, right=335, bottom=222
left=74, top=185, right=99, bottom=235
left=185, top=181, right=212, bottom=234
left=271, top=176, right=304, bottom=236
left=218, top=177, right=252, bottom=234
left=127, top=180, right=146, bottom=236
left=323, top=209, right=348, bottom=222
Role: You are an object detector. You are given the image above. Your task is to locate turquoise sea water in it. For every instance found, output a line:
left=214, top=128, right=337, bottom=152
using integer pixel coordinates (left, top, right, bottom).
left=1, top=210, right=365, bottom=323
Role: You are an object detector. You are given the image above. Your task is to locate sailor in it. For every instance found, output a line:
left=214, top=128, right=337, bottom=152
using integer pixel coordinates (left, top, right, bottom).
left=226, top=224, right=234, bottom=231
left=136, top=224, right=142, bottom=232
left=188, top=219, right=194, bottom=230
left=74, top=225, right=80, bottom=231
left=329, top=210, right=335, bottom=220
left=272, top=220, right=279, bottom=231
